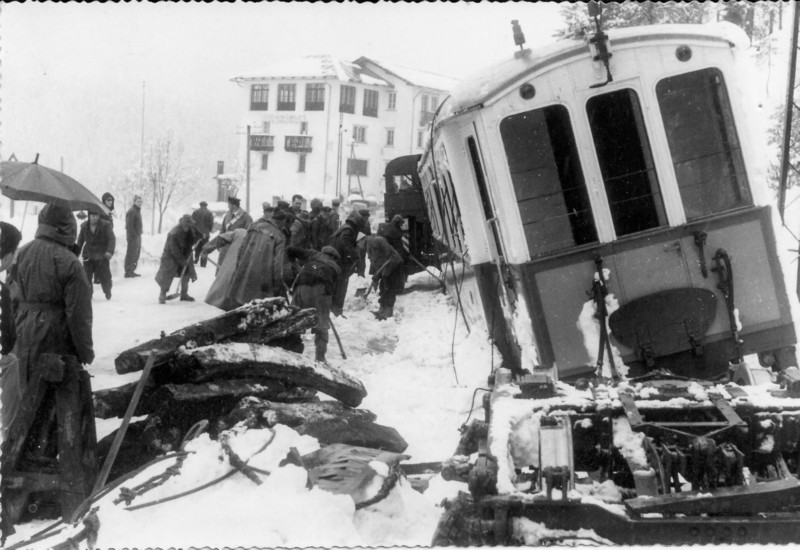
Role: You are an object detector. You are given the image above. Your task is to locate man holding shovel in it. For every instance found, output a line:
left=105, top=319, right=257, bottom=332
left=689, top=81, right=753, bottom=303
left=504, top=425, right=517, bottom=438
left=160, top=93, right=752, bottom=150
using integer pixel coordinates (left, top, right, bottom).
left=362, top=235, right=404, bottom=320
left=155, top=215, right=200, bottom=304
left=286, top=245, right=341, bottom=362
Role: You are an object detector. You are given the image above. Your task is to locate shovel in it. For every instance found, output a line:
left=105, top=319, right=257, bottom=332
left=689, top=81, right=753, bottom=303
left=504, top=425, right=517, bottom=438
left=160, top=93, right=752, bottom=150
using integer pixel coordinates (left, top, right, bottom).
left=166, top=260, right=191, bottom=301
left=356, top=259, right=392, bottom=299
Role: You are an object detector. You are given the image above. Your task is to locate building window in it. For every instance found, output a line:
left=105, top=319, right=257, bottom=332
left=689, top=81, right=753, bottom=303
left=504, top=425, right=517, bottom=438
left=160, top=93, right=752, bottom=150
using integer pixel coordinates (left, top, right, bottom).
left=277, top=84, right=296, bottom=111
left=417, top=130, right=425, bottom=148
left=346, top=158, right=368, bottom=176
left=386, top=129, right=395, bottom=147
left=251, top=85, right=269, bottom=111
left=420, top=93, right=437, bottom=126
left=298, top=154, right=307, bottom=173
left=363, top=89, right=379, bottom=117
left=353, top=125, right=366, bottom=143
left=305, top=83, right=325, bottom=111
left=388, top=91, right=397, bottom=110
left=262, top=121, right=271, bottom=134
left=340, top=85, right=356, bottom=114
left=300, top=121, right=308, bottom=135
left=261, top=154, right=269, bottom=170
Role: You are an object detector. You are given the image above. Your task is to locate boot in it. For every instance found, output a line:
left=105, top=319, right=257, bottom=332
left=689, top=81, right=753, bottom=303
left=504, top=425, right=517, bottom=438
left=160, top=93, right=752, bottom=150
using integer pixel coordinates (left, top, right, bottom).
left=373, top=305, right=388, bottom=320
left=158, top=289, right=167, bottom=304
left=383, top=305, right=394, bottom=318
left=314, top=336, right=328, bottom=363
left=180, top=279, right=194, bottom=301
left=180, top=294, right=195, bottom=302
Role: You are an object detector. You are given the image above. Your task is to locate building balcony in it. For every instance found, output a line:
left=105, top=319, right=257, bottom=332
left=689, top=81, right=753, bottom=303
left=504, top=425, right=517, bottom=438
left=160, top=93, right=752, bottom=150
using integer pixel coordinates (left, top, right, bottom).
left=285, top=135, right=313, bottom=153
left=250, top=135, right=275, bottom=151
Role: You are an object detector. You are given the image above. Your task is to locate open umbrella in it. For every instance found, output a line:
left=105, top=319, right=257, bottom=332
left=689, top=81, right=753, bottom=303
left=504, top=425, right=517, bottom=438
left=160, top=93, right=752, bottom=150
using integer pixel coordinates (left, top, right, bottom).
left=0, top=154, right=108, bottom=215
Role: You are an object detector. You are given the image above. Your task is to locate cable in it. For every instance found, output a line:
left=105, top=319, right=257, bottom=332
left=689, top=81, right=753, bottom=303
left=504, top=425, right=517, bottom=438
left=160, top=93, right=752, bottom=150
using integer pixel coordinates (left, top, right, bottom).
left=460, top=387, right=491, bottom=431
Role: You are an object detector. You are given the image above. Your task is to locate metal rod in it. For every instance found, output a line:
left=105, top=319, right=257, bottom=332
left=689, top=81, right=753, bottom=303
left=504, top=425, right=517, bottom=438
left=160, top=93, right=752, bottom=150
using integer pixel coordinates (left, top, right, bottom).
left=246, top=125, right=251, bottom=213
left=93, top=350, right=157, bottom=493
left=779, top=1, right=800, bottom=221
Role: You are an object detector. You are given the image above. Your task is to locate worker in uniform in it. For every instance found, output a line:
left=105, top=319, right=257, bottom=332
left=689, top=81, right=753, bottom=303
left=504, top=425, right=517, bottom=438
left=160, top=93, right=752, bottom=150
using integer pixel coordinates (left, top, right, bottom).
left=287, top=245, right=341, bottom=362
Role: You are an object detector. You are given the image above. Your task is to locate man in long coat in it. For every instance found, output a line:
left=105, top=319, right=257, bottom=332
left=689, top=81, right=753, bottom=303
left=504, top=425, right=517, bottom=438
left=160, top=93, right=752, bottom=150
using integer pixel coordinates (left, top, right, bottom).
left=155, top=215, right=199, bottom=304
left=363, top=234, right=404, bottom=320
left=124, top=195, right=143, bottom=278
left=227, top=213, right=286, bottom=307
left=77, top=211, right=116, bottom=300
left=330, top=210, right=362, bottom=316
left=191, top=201, right=215, bottom=263
left=218, top=196, right=252, bottom=269
left=287, top=245, right=340, bottom=362
left=8, top=204, right=94, bottom=387
left=200, top=228, right=248, bottom=311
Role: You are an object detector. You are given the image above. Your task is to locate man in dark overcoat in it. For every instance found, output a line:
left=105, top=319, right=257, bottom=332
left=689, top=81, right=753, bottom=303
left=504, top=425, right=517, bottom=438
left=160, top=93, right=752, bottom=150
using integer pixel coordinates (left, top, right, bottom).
left=124, top=195, right=143, bottom=278
left=8, top=204, right=94, bottom=387
left=155, top=215, right=199, bottom=304
left=77, top=211, right=116, bottom=300
left=363, top=234, right=404, bottom=320
left=287, top=245, right=340, bottom=362
left=191, top=201, right=215, bottom=262
left=329, top=210, right=362, bottom=316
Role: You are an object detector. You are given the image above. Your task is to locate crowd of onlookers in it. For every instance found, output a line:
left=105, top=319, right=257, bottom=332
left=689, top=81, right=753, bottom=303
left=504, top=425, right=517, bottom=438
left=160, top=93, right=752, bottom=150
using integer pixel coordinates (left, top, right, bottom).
left=148, top=193, right=408, bottom=363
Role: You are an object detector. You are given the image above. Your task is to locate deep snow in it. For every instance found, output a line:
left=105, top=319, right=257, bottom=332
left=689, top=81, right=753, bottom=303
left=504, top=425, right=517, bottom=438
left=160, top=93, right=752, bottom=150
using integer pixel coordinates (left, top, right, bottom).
left=3, top=225, right=487, bottom=548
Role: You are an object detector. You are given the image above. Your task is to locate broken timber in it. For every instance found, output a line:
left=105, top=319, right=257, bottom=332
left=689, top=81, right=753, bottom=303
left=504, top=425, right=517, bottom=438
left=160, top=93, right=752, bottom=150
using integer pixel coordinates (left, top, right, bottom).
left=173, top=343, right=367, bottom=407
left=114, top=298, right=316, bottom=374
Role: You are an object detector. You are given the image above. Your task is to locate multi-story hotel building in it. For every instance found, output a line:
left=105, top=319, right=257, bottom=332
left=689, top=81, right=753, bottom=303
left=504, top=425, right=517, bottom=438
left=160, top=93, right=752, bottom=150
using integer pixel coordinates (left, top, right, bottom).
left=230, top=55, right=458, bottom=210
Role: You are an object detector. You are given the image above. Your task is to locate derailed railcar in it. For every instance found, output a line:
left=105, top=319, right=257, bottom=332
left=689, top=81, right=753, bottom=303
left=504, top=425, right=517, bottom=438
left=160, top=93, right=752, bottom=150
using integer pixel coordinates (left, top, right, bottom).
left=421, top=12, right=800, bottom=546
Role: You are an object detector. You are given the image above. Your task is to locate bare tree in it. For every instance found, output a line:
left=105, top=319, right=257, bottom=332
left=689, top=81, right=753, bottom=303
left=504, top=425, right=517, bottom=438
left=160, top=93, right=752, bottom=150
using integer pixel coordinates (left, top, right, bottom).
left=143, top=133, right=197, bottom=233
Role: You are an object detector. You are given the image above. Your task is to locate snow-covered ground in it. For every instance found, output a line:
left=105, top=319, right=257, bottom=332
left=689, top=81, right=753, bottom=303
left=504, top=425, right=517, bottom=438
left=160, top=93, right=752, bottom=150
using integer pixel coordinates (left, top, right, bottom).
left=4, top=223, right=489, bottom=548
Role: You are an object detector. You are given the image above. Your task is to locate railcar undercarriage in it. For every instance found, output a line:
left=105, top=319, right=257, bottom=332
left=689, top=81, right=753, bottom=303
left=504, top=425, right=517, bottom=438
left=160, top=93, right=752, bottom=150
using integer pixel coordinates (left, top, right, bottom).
left=434, top=367, right=800, bottom=545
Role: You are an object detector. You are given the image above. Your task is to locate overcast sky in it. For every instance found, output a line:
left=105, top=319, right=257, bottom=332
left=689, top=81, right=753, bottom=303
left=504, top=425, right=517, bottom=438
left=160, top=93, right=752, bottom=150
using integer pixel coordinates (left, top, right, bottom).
left=1, top=2, right=564, bottom=204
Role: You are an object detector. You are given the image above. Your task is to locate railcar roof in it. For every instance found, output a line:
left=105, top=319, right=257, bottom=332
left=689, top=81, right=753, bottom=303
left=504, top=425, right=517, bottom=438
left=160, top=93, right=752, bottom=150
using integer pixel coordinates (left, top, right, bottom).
left=440, top=22, right=749, bottom=120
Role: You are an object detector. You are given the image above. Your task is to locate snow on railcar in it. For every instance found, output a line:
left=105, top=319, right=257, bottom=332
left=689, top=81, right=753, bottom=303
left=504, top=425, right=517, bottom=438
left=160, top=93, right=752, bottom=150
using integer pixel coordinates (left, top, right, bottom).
left=418, top=10, right=800, bottom=546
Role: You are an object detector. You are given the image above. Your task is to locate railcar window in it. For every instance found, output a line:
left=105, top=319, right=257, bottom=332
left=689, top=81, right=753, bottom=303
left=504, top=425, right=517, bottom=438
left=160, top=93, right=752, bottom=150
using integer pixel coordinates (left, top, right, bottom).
left=500, top=105, right=597, bottom=257
left=468, top=137, right=503, bottom=257
left=587, top=89, right=666, bottom=236
left=656, top=68, right=751, bottom=218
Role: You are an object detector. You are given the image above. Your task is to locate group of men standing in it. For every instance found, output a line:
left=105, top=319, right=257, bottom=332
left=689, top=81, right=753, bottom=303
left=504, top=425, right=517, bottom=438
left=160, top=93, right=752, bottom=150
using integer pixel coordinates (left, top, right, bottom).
left=153, top=193, right=408, bottom=362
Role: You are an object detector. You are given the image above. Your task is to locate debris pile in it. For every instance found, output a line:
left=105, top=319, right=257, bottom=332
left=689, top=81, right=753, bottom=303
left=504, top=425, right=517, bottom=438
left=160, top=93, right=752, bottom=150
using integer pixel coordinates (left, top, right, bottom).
left=94, top=297, right=407, bottom=482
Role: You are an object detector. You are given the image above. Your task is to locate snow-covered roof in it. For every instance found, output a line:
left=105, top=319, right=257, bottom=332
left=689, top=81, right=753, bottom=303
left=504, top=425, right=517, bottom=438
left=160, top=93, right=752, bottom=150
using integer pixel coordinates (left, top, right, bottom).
left=232, top=55, right=391, bottom=87
left=442, top=22, right=750, bottom=120
left=355, top=57, right=460, bottom=92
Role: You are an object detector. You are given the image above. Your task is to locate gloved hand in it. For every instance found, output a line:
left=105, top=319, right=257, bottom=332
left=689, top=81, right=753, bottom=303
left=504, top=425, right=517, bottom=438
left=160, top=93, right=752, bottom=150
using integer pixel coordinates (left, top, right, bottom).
left=104, top=252, right=113, bottom=260
left=371, top=275, right=380, bottom=290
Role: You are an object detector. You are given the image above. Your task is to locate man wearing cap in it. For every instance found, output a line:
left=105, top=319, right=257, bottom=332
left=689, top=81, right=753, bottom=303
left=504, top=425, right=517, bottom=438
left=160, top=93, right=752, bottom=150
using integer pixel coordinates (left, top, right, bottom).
left=221, top=196, right=252, bottom=233
left=124, top=195, right=143, bottom=277
left=155, top=215, right=200, bottom=304
left=330, top=198, right=341, bottom=231
left=219, top=196, right=252, bottom=269
left=286, top=245, right=341, bottom=362
left=191, top=201, right=215, bottom=264
left=329, top=210, right=362, bottom=316
left=355, top=209, right=372, bottom=277
left=363, top=234, right=404, bottom=320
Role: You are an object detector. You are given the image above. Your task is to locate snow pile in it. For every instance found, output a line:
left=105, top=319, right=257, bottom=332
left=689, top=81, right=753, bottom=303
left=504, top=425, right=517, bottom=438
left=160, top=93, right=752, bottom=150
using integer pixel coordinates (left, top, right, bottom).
left=576, top=269, right=628, bottom=379
left=611, top=416, right=648, bottom=470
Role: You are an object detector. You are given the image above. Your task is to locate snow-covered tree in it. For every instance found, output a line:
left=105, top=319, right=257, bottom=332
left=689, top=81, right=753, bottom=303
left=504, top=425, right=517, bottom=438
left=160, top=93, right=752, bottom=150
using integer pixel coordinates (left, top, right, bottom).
left=143, top=133, right=198, bottom=233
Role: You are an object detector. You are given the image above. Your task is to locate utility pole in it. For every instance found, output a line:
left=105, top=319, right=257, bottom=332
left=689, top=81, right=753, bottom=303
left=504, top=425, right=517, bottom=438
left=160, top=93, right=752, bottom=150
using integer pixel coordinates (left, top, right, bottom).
left=246, top=125, right=251, bottom=212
